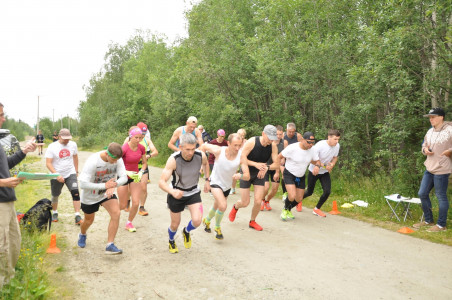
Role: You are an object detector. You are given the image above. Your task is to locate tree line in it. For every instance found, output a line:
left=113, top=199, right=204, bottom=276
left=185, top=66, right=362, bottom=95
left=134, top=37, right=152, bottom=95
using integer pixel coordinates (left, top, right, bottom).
left=78, top=0, right=451, bottom=192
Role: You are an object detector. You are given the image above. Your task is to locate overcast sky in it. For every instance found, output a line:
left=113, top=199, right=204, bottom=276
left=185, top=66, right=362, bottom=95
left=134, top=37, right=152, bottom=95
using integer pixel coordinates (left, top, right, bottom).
left=0, top=0, right=197, bottom=128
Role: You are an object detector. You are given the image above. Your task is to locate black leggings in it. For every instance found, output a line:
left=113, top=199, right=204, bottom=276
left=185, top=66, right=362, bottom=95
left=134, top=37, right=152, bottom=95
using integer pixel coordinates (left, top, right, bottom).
left=304, top=171, right=331, bottom=209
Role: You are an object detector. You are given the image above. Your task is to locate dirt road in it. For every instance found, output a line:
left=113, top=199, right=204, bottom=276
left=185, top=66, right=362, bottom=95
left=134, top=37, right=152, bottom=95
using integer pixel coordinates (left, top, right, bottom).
left=45, top=150, right=452, bottom=299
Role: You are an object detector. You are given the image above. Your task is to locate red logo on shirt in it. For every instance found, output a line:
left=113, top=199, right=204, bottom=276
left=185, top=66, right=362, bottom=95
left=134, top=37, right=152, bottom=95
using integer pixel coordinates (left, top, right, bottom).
left=59, top=149, right=71, bottom=158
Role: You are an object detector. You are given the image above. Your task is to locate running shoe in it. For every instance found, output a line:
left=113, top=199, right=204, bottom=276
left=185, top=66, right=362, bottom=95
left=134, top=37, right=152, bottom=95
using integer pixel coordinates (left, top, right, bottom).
left=75, top=215, right=83, bottom=225
left=182, top=227, right=192, bottom=249
left=260, top=201, right=265, bottom=211
left=249, top=220, right=263, bottom=231
left=52, top=212, right=58, bottom=222
left=214, top=227, right=224, bottom=240
left=229, top=205, right=238, bottom=222
left=77, top=233, right=86, bottom=248
left=138, top=206, right=149, bottom=216
left=203, top=218, right=211, bottom=233
left=280, top=209, right=288, bottom=221
left=296, top=201, right=302, bottom=212
left=169, top=240, right=178, bottom=254
left=413, top=221, right=435, bottom=229
left=286, top=210, right=295, bottom=220
left=313, top=208, right=326, bottom=217
left=265, top=201, right=272, bottom=211
left=105, top=243, right=123, bottom=255
left=125, top=222, right=137, bottom=232
left=426, top=225, right=446, bottom=232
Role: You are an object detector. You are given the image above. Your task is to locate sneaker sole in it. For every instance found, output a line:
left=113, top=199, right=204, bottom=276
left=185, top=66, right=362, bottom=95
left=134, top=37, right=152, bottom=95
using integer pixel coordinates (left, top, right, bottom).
left=105, top=250, right=123, bottom=255
left=215, top=236, right=224, bottom=240
left=138, top=212, right=149, bottom=216
left=312, top=211, right=326, bottom=218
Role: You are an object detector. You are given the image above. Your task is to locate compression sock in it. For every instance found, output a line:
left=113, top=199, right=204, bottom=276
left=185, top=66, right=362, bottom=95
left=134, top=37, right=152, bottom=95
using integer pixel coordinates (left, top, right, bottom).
left=206, top=206, right=216, bottom=222
left=168, top=227, right=177, bottom=241
left=186, top=220, right=196, bottom=232
left=215, top=210, right=224, bottom=228
left=284, top=199, right=291, bottom=210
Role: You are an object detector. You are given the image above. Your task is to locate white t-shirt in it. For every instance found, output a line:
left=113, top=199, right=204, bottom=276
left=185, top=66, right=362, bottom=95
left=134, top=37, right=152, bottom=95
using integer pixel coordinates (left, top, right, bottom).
left=281, top=143, right=319, bottom=177
left=210, top=147, right=242, bottom=191
left=79, top=152, right=127, bottom=205
left=45, top=141, right=78, bottom=178
left=308, top=140, right=340, bottom=175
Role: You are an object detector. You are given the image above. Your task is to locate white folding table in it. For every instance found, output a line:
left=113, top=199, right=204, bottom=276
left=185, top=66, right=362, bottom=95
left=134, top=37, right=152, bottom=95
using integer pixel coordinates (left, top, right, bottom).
left=384, top=194, right=423, bottom=222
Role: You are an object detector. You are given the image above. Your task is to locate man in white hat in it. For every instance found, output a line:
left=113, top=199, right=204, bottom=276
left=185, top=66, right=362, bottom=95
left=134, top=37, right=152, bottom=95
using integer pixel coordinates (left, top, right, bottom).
left=45, top=128, right=83, bottom=225
left=168, top=116, right=204, bottom=152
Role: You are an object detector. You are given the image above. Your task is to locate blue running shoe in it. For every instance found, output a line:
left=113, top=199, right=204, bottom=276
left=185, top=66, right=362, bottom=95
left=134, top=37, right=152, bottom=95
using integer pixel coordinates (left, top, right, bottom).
left=78, top=233, right=86, bottom=248
left=105, top=243, right=123, bottom=255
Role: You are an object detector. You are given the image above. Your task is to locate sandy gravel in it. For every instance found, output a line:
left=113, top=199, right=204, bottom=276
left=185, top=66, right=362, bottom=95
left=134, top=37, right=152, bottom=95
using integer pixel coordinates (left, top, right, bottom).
left=40, top=150, right=452, bottom=300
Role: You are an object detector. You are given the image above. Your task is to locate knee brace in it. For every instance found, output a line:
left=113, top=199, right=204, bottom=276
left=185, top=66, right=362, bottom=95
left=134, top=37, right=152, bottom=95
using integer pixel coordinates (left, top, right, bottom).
left=51, top=196, right=59, bottom=204
left=70, top=189, right=80, bottom=201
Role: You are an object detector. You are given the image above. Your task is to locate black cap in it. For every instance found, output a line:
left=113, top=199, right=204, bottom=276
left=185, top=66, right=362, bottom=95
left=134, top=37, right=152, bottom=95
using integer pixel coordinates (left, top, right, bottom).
left=423, top=107, right=445, bottom=117
left=303, top=131, right=315, bottom=140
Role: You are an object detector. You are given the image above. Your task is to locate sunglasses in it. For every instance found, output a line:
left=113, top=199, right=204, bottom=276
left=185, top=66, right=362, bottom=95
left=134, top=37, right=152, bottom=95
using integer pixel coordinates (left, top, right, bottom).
left=306, top=140, right=315, bottom=145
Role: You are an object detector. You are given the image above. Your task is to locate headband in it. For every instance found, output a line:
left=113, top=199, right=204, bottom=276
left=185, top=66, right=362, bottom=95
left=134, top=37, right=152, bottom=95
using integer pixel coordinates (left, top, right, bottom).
left=129, top=128, right=143, bottom=138
left=103, top=147, right=119, bottom=159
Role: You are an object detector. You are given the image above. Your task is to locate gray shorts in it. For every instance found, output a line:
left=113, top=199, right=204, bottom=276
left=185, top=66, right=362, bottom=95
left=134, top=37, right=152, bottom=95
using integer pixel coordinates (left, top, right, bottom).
left=50, top=173, right=80, bottom=200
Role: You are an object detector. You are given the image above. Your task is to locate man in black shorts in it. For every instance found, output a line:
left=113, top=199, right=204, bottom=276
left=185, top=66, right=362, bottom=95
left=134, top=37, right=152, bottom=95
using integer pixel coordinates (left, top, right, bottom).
left=77, top=143, right=128, bottom=254
left=261, top=125, right=284, bottom=211
left=229, top=125, right=279, bottom=231
left=159, top=133, right=210, bottom=253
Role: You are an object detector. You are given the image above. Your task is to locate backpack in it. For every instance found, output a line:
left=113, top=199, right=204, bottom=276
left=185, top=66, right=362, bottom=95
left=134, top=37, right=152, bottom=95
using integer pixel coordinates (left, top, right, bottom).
left=21, top=198, right=52, bottom=232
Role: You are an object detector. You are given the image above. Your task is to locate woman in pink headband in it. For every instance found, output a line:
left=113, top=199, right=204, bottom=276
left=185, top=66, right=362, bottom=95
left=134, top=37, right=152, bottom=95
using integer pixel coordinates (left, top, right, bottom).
left=117, top=126, right=147, bottom=232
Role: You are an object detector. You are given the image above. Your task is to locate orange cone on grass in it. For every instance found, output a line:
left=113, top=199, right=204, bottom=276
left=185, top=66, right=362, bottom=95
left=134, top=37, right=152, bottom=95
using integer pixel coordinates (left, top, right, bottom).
left=397, top=227, right=414, bottom=234
left=46, top=234, right=61, bottom=254
left=329, top=201, right=341, bottom=215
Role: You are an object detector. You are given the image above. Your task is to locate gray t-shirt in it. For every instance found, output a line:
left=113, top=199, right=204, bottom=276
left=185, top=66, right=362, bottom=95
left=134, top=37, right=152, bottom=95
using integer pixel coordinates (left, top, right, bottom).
left=79, top=151, right=127, bottom=205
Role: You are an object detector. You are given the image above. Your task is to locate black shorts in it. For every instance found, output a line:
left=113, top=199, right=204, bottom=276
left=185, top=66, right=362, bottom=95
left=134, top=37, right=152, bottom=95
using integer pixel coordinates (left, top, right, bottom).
left=283, top=168, right=305, bottom=189
left=265, top=170, right=279, bottom=183
left=240, top=169, right=265, bottom=188
left=210, top=184, right=231, bottom=198
left=167, top=191, right=202, bottom=213
left=81, top=195, right=118, bottom=214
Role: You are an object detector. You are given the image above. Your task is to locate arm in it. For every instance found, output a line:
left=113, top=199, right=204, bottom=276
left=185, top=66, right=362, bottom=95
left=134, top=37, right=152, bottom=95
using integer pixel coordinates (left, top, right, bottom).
left=283, top=139, right=288, bottom=149
left=297, top=133, right=302, bottom=142
left=168, top=128, right=181, bottom=152
left=311, top=159, right=322, bottom=176
left=73, top=154, right=79, bottom=174
left=233, top=154, right=250, bottom=181
left=199, top=143, right=221, bottom=158
left=195, top=128, right=204, bottom=147
left=158, top=157, right=184, bottom=199
left=46, top=157, right=65, bottom=183
left=242, top=139, right=266, bottom=171
left=268, top=144, right=280, bottom=171
left=325, top=156, right=338, bottom=173
left=146, top=137, right=158, bottom=158
left=202, top=151, right=210, bottom=193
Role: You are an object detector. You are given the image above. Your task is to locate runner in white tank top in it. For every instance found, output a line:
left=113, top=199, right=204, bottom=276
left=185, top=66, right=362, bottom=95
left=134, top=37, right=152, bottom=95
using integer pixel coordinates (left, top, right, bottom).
left=199, top=133, right=250, bottom=240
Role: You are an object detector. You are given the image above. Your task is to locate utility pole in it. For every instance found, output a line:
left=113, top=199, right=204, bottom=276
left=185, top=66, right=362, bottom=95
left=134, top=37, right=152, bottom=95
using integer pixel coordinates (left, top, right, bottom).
left=37, top=96, right=40, bottom=134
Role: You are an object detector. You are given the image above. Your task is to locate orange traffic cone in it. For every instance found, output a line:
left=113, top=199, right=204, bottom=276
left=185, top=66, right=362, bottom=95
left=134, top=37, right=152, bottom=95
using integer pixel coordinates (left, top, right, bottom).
left=397, top=227, right=414, bottom=234
left=46, top=234, right=61, bottom=254
left=329, top=201, right=341, bottom=215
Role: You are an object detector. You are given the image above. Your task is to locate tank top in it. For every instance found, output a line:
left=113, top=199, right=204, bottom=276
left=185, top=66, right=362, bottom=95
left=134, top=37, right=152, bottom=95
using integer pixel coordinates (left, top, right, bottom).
left=210, top=147, right=242, bottom=191
left=267, top=139, right=284, bottom=164
left=284, top=132, right=298, bottom=145
left=171, top=150, right=202, bottom=196
left=247, top=136, right=272, bottom=172
left=175, top=126, right=197, bottom=148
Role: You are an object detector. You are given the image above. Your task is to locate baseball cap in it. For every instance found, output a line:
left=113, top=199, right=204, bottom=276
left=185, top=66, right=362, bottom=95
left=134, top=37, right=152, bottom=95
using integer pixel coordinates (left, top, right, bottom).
left=59, top=128, right=72, bottom=139
left=187, top=116, right=198, bottom=123
left=217, top=129, right=225, bottom=136
left=263, top=125, right=278, bottom=140
left=423, top=107, right=445, bottom=117
left=137, top=122, right=148, bottom=133
left=303, top=131, right=315, bottom=140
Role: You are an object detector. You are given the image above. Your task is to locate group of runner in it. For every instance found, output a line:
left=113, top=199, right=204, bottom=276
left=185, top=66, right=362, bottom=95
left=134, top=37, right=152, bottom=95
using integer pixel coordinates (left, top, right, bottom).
left=47, top=117, right=340, bottom=255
